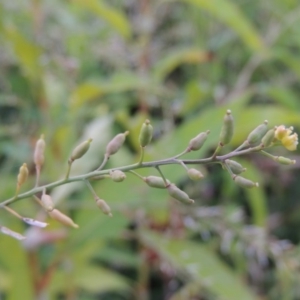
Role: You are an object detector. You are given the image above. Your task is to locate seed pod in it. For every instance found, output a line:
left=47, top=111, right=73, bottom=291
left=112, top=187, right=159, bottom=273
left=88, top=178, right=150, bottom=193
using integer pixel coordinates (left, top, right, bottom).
left=70, top=138, right=92, bottom=162
left=48, top=209, right=79, bottom=228
left=96, top=198, right=112, bottom=217
left=233, top=175, right=259, bottom=188
left=144, top=176, right=170, bottom=189
left=275, top=156, right=296, bottom=165
left=246, top=120, right=268, bottom=144
left=219, top=110, right=234, bottom=146
left=188, top=130, right=210, bottom=151
left=41, top=193, right=54, bottom=212
left=167, top=184, right=194, bottom=204
left=139, top=119, right=153, bottom=147
left=225, top=159, right=246, bottom=174
left=106, top=131, right=129, bottom=157
left=261, top=128, right=275, bottom=148
left=34, top=134, right=46, bottom=167
left=187, top=168, right=204, bottom=181
left=17, top=163, right=29, bottom=187
left=109, top=170, right=126, bottom=182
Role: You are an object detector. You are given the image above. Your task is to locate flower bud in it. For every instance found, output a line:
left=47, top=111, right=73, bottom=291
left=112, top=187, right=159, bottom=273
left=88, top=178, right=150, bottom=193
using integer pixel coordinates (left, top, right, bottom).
left=246, top=120, right=268, bottom=144
left=261, top=128, right=275, bottom=148
left=225, top=159, right=246, bottom=174
left=96, top=198, right=112, bottom=217
left=219, top=110, right=234, bottom=146
left=188, top=130, right=210, bottom=151
left=275, top=156, right=296, bottom=165
left=70, top=138, right=92, bottom=162
left=167, top=184, right=194, bottom=204
left=233, top=175, right=259, bottom=188
left=34, top=134, right=46, bottom=168
left=106, top=131, right=129, bottom=157
left=41, top=193, right=54, bottom=212
left=144, top=176, right=170, bottom=189
left=48, top=209, right=79, bottom=228
left=17, top=163, right=29, bottom=187
left=109, top=170, right=126, bottom=182
left=187, top=168, right=204, bottom=181
left=139, top=119, right=153, bottom=147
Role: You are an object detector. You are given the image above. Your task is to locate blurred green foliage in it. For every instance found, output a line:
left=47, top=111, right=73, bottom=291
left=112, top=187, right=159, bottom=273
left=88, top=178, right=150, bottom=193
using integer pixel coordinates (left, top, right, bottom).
left=1, top=0, right=300, bottom=299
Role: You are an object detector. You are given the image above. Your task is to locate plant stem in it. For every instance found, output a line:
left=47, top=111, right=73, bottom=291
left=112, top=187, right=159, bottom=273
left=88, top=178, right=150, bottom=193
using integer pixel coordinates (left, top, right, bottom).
left=155, top=166, right=168, bottom=186
left=0, top=145, right=263, bottom=208
left=129, top=170, right=145, bottom=180
left=138, top=146, right=145, bottom=164
left=172, top=148, right=189, bottom=159
left=84, top=180, right=98, bottom=199
left=65, top=161, right=72, bottom=180
left=97, top=154, right=109, bottom=171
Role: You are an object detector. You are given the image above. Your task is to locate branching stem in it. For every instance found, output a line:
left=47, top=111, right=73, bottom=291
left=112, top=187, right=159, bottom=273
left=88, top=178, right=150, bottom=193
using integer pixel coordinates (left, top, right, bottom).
left=0, top=145, right=264, bottom=208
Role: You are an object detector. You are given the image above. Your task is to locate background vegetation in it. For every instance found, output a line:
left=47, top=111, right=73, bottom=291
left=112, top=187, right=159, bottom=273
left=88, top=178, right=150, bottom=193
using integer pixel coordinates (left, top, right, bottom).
left=1, top=0, right=300, bottom=299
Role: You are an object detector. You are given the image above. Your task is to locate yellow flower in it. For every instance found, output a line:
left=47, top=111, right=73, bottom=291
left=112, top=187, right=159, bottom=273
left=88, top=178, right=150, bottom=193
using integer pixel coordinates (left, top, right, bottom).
left=275, top=125, right=298, bottom=151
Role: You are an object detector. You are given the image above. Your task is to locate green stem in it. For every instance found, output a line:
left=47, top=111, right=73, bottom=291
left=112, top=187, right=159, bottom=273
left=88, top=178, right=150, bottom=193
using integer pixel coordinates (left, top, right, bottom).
left=0, top=145, right=265, bottom=208
left=212, top=143, right=223, bottom=159
left=84, top=180, right=98, bottom=199
left=35, top=166, right=41, bottom=187
left=155, top=166, right=168, bottom=186
left=233, top=141, right=249, bottom=152
left=172, top=148, right=189, bottom=159
left=138, top=146, right=145, bottom=165
left=176, top=159, right=189, bottom=171
left=129, top=170, right=145, bottom=180
left=260, top=150, right=275, bottom=159
left=97, top=154, right=109, bottom=171
left=222, top=161, right=234, bottom=177
left=65, top=161, right=72, bottom=180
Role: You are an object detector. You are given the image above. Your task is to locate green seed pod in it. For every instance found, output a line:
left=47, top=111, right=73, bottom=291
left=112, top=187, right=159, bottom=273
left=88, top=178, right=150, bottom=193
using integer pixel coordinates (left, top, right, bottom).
left=225, top=159, right=246, bottom=174
left=261, top=128, right=275, bottom=148
left=41, top=193, right=54, bottom=212
left=246, top=120, right=268, bottom=145
left=187, top=168, right=204, bottom=181
left=167, top=184, right=194, bottom=204
left=109, top=170, right=126, bottom=182
left=275, top=156, right=296, bottom=165
left=34, top=134, right=46, bottom=167
left=96, top=198, right=112, bottom=217
left=219, top=110, right=234, bottom=146
left=188, top=130, right=210, bottom=151
left=106, top=131, right=129, bottom=157
left=48, top=209, right=79, bottom=228
left=144, top=176, right=170, bottom=189
left=139, top=119, right=153, bottom=147
left=233, top=175, right=259, bottom=188
left=70, top=138, right=92, bottom=162
left=17, top=163, right=29, bottom=187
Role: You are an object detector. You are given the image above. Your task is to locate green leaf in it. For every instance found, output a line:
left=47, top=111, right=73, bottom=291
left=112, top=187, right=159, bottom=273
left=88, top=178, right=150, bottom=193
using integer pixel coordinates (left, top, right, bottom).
left=258, top=85, right=300, bottom=110
left=74, top=265, right=130, bottom=293
left=74, top=0, right=131, bottom=39
left=4, top=27, right=42, bottom=81
left=142, top=232, right=258, bottom=300
left=153, top=48, right=212, bottom=81
left=274, top=48, right=300, bottom=79
left=182, top=0, right=266, bottom=53
left=0, top=230, right=35, bottom=299
left=70, top=72, right=159, bottom=109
